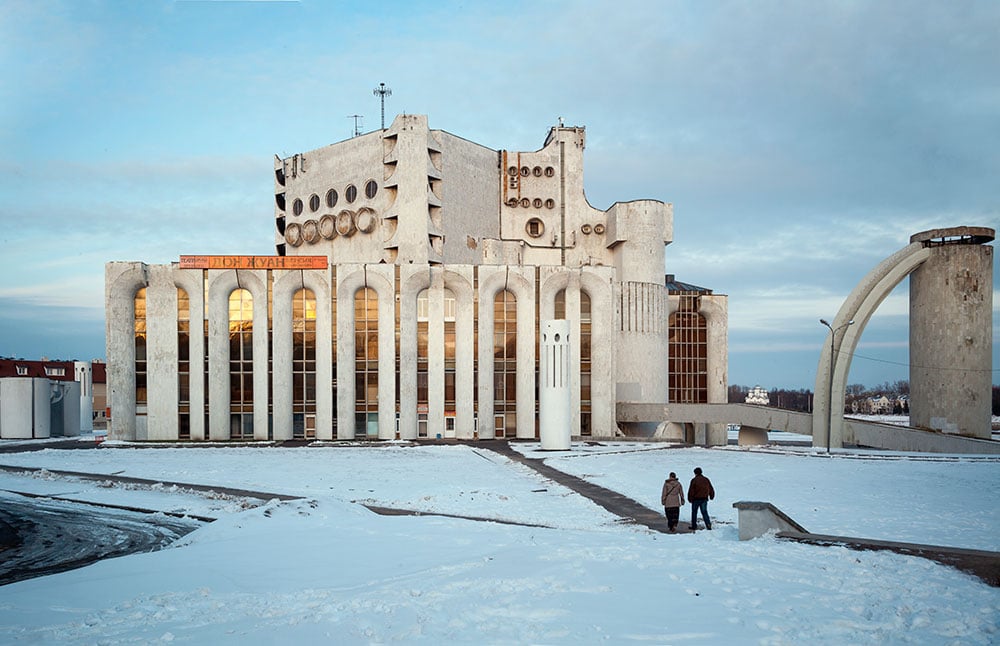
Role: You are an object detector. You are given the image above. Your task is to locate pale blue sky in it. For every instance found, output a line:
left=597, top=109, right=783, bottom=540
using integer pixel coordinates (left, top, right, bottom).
left=1, top=0, right=997, bottom=390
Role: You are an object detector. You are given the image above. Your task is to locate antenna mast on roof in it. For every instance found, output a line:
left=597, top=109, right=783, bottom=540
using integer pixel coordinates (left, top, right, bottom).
left=347, top=114, right=364, bottom=137
left=373, top=82, right=392, bottom=130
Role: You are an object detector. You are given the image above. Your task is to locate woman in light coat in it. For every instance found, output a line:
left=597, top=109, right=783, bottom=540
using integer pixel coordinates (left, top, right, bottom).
left=660, top=472, right=685, bottom=533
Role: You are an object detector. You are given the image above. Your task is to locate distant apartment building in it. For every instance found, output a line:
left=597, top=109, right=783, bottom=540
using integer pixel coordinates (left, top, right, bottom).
left=105, top=115, right=727, bottom=442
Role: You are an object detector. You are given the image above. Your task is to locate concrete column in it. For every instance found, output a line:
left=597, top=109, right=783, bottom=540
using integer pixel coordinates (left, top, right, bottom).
left=146, top=266, right=180, bottom=440
left=910, top=241, right=993, bottom=438
left=271, top=272, right=296, bottom=441
left=105, top=262, right=146, bottom=442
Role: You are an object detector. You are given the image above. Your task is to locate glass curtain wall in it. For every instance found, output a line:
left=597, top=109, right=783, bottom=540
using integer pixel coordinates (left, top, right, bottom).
left=668, top=295, right=708, bottom=403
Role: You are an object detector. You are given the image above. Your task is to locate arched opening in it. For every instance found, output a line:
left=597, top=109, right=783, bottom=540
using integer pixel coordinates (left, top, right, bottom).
left=355, top=288, right=379, bottom=437
left=494, top=290, right=517, bottom=438
left=229, top=289, right=254, bottom=439
left=177, top=287, right=190, bottom=440
left=292, top=288, right=317, bottom=439
left=417, top=289, right=429, bottom=437
left=134, top=288, right=147, bottom=412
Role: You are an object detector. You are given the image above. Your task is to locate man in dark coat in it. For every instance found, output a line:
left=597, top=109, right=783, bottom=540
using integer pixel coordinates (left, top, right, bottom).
left=687, top=467, right=715, bottom=531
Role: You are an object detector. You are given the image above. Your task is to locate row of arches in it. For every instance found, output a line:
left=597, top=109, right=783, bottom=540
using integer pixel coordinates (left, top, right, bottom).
left=113, top=263, right=617, bottom=442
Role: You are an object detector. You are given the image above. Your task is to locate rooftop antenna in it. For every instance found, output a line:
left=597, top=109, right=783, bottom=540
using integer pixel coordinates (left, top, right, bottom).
left=347, top=114, right=364, bottom=137
left=373, top=82, right=392, bottom=130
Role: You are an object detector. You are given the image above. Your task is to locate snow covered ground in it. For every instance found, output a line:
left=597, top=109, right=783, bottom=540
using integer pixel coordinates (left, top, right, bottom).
left=0, top=439, right=997, bottom=644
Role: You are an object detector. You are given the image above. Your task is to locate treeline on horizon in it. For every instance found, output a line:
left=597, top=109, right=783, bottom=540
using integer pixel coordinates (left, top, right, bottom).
left=728, top=382, right=1000, bottom=416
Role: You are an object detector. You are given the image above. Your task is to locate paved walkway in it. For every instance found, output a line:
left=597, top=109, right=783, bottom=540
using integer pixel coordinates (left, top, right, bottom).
left=478, top=440, right=698, bottom=535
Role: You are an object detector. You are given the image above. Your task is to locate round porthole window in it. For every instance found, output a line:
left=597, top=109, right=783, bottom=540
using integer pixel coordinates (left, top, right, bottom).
left=532, top=198, right=543, bottom=208
left=309, top=194, right=320, bottom=212
left=508, top=166, right=518, bottom=177
left=345, top=184, right=357, bottom=203
left=326, top=189, right=338, bottom=208
left=594, top=223, right=606, bottom=234
left=545, top=198, right=556, bottom=209
left=520, top=166, right=530, bottom=177
left=365, top=180, right=378, bottom=199
left=544, top=166, right=555, bottom=177
left=520, top=197, right=530, bottom=208
left=506, top=198, right=519, bottom=208
left=581, top=224, right=592, bottom=235
left=533, top=166, right=542, bottom=177
left=292, top=198, right=303, bottom=216
left=525, top=217, right=544, bottom=238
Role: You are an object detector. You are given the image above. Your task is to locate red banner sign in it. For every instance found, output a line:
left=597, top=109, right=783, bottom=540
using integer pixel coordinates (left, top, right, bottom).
left=179, top=255, right=328, bottom=270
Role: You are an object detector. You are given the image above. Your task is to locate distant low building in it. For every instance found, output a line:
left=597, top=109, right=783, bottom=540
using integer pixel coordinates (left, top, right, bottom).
left=0, top=358, right=105, bottom=439
left=745, top=386, right=769, bottom=406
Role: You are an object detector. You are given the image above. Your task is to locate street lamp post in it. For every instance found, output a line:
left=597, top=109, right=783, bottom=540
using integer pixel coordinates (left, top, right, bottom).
left=820, top=318, right=854, bottom=453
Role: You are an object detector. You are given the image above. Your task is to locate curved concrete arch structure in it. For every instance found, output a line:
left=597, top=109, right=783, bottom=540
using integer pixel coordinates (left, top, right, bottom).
left=814, top=226, right=994, bottom=449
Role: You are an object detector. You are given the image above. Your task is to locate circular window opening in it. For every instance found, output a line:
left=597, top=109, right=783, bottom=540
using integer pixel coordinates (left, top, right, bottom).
left=545, top=198, right=556, bottom=209
left=520, top=166, right=530, bottom=177
left=526, top=217, right=545, bottom=238
left=345, top=184, right=357, bottom=203
left=594, top=223, right=606, bottom=234
left=520, top=197, right=530, bottom=208
left=326, top=189, right=338, bottom=208
left=365, top=180, right=378, bottom=199
left=532, top=198, right=543, bottom=208
left=508, top=166, right=518, bottom=177
left=292, top=198, right=303, bottom=216
left=581, top=224, right=593, bottom=235
left=532, top=166, right=542, bottom=177
left=544, top=166, right=555, bottom=177
left=309, top=194, right=320, bottom=212
left=506, top=198, right=519, bottom=208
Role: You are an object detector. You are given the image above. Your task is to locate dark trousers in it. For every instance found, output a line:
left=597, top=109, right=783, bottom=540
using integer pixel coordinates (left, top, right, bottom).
left=690, top=499, right=711, bottom=529
left=664, top=506, right=680, bottom=530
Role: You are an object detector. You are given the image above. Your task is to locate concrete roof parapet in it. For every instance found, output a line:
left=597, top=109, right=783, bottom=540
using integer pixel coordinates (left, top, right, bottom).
left=910, top=226, right=994, bottom=245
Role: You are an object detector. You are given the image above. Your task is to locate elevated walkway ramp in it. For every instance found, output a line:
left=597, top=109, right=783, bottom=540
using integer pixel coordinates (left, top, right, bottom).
left=617, top=403, right=1000, bottom=454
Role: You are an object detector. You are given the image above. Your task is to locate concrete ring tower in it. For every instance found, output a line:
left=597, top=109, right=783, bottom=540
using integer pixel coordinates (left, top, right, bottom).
left=813, top=226, right=994, bottom=449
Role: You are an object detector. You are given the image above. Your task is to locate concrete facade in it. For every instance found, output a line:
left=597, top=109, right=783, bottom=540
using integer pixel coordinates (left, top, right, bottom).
left=105, top=115, right=729, bottom=443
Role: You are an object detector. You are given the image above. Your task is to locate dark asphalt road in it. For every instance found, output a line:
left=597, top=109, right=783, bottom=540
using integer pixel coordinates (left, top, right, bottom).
left=0, top=494, right=202, bottom=586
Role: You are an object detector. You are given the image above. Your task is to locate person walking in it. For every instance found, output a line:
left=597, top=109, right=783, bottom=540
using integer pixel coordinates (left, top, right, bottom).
left=660, top=472, right=685, bottom=532
left=687, top=467, right=715, bottom=531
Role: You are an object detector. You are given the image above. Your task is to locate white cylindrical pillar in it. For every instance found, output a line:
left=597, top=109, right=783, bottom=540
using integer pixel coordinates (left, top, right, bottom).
left=75, top=361, right=94, bottom=433
left=540, top=320, right=571, bottom=450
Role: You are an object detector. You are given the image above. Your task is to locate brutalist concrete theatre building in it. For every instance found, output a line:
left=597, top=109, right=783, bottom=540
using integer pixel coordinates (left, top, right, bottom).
left=105, top=115, right=728, bottom=442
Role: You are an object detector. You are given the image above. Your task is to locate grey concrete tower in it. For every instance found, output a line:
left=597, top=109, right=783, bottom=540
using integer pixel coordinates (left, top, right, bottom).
left=909, top=227, right=994, bottom=438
